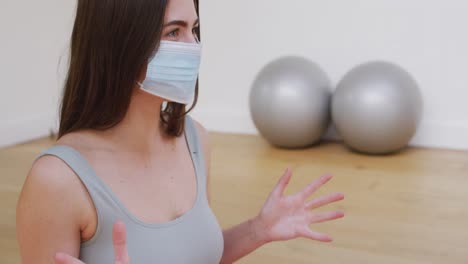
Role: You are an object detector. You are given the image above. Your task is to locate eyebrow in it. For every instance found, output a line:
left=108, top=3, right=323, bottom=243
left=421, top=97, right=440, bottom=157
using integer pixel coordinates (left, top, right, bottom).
left=164, top=18, right=199, bottom=28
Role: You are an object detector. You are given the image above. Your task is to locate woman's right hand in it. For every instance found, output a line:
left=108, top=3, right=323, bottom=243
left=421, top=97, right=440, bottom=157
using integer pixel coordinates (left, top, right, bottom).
left=54, top=221, right=130, bottom=264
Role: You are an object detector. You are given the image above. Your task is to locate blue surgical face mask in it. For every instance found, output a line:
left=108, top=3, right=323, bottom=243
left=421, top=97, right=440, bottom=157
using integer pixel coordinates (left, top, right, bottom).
left=138, top=40, right=202, bottom=104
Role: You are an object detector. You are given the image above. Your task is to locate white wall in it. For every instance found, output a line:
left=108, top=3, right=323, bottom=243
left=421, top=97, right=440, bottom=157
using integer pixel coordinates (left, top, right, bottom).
left=194, top=0, right=468, bottom=150
left=2, top=0, right=467, bottom=151
left=0, top=0, right=74, bottom=147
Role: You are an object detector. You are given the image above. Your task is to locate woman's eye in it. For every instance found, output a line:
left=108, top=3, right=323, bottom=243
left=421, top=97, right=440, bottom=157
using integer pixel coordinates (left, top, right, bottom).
left=192, top=26, right=200, bottom=41
left=167, top=29, right=179, bottom=37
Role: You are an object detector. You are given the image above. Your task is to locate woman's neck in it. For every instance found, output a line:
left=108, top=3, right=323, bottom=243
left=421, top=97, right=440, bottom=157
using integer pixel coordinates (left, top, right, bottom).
left=102, top=89, right=170, bottom=154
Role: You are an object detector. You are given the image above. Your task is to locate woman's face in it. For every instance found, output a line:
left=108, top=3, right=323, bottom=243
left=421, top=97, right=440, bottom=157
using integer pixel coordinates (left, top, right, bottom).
left=136, top=0, right=199, bottom=86
left=161, top=0, right=199, bottom=43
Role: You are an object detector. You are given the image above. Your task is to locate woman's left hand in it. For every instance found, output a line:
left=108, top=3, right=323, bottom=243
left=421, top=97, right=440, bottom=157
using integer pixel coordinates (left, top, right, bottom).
left=253, top=168, right=345, bottom=243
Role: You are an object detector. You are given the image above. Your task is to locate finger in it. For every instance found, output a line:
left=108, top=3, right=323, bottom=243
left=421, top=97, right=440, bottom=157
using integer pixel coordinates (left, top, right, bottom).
left=54, top=253, right=85, bottom=264
left=307, top=210, right=345, bottom=224
left=113, top=221, right=130, bottom=264
left=299, top=227, right=333, bottom=242
left=297, top=174, right=333, bottom=201
left=273, top=167, right=293, bottom=197
left=305, top=192, right=344, bottom=210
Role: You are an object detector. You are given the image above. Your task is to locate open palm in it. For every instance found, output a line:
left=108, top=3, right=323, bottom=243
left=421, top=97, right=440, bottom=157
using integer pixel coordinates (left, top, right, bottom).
left=257, top=168, right=345, bottom=243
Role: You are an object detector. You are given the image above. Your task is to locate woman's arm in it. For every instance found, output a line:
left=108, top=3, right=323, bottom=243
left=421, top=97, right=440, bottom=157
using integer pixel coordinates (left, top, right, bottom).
left=194, top=120, right=345, bottom=263
left=16, top=156, right=89, bottom=263
left=219, top=216, right=269, bottom=264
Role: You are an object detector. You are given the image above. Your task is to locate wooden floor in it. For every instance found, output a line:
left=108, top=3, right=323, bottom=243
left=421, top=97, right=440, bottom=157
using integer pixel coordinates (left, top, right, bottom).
left=1, top=133, right=468, bottom=263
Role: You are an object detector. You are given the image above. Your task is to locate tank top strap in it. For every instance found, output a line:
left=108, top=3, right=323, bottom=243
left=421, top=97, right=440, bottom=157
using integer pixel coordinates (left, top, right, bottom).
left=36, top=145, right=103, bottom=191
left=184, top=115, right=208, bottom=194
left=36, top=145, right=130, bottom=210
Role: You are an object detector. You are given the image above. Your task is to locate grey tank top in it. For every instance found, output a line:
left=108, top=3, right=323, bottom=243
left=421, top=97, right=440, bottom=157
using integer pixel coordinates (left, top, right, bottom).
left=38, top=116, right=224, bottom=263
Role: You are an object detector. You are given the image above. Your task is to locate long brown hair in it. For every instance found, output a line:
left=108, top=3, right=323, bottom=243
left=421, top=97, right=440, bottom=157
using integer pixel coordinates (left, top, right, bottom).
left=58, top=0, right=200, bottom=138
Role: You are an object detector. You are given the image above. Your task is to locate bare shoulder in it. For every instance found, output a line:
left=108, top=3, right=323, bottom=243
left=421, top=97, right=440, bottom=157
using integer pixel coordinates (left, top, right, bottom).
left=23, top=154, right=81, bottom=198
left=18, top=153, right=90, bottom=223
left=22, top=133, right=96, bottom=217
left=24, top=136, right=90, bottom=194
left=16, top=150, right=94, bottom=261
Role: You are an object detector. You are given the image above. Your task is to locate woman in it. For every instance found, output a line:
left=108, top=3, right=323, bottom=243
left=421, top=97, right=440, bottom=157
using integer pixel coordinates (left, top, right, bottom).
left=16, top=0, right=345, bottom=263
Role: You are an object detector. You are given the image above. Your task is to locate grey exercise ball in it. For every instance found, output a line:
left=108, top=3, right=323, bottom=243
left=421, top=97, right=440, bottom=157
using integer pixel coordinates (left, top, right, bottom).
left=249, top=56, right=332, bottom=148
left=332, top=61, right=423, bottom=154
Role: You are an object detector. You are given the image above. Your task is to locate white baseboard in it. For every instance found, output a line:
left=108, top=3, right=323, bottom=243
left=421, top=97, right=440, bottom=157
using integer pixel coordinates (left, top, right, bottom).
left=0, top=114, right=58, bottom=148
left=191, top=109, right=468, bottom=151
